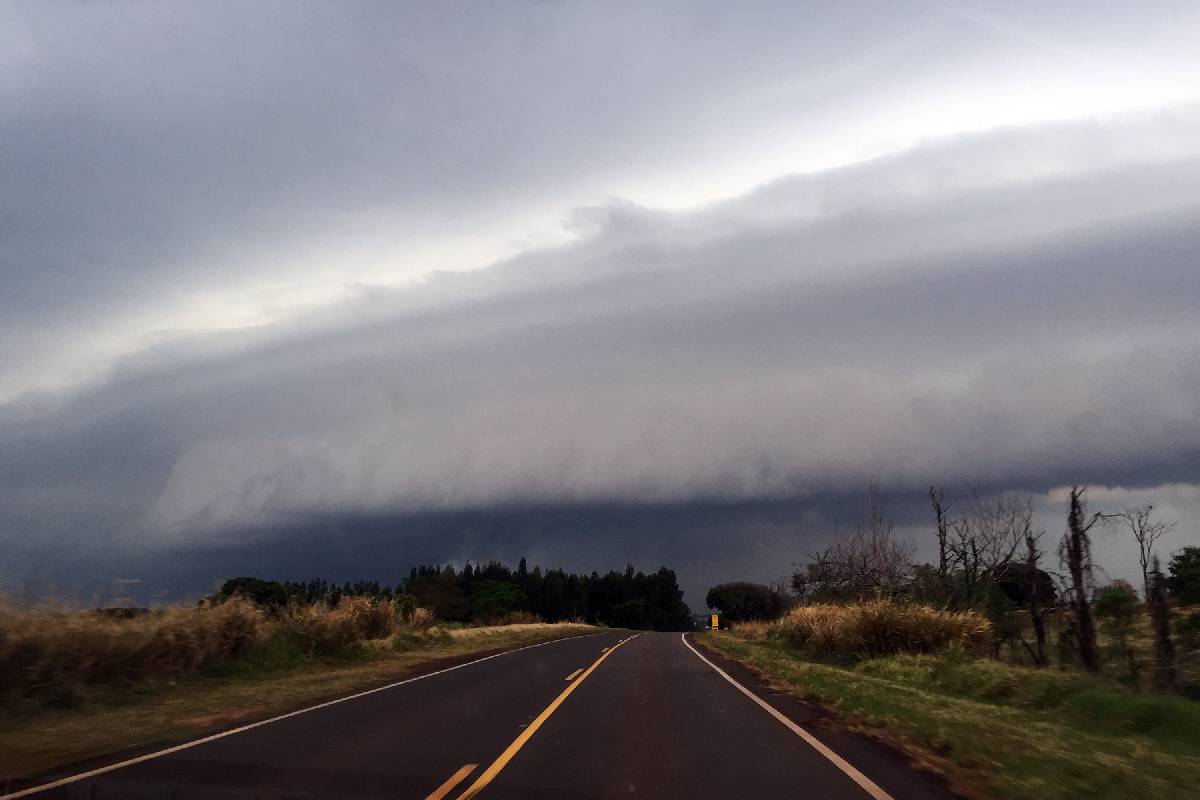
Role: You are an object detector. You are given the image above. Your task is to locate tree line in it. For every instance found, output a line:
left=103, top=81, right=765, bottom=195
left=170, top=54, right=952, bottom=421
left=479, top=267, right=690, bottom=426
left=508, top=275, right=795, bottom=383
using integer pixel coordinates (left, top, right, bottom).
left=216, top=559, right=693, bottom=631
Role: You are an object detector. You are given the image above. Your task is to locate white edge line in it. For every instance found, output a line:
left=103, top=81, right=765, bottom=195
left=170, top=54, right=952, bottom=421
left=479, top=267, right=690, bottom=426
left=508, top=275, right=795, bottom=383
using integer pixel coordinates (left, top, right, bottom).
left=1, top=631, right=611, bottom=800
left=680, top=633, right=894, bottom=800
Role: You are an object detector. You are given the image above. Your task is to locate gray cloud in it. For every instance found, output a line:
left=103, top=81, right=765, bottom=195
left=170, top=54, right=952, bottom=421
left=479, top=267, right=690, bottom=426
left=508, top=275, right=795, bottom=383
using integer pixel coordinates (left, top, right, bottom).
left=5, top=1, right=1200, bottom=393
left=4, top=3, right=1200, bottom=601
left=4, top=110, right=1200, bottom=559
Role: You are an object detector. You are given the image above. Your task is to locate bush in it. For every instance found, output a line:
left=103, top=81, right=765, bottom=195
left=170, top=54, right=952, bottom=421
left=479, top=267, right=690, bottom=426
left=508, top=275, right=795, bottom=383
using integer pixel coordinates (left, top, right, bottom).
left=774, top=601, right=991, bottom=660
left=279, top=604, right=360, bottom=656
left=410, top=607, right=435, bottom=632
left=340, top=596, right=398, bottom=640
left=393, top=593, right=418, bottom=623
left=278, top=598, right=401, bottom=656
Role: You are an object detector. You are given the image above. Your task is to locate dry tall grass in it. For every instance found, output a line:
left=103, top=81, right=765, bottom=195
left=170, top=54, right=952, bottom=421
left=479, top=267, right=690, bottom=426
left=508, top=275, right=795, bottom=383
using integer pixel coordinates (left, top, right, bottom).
left=727, top=620, right=772, bottom=640
left=279, top=597, right=408, bottom=655
left=446, top=621, right=583, bottom=640
left=409, top=607, right=435, bottom=632
left=0, top=599, right=265, bottom=704
left=773, top=601, right=991, bottom=659
left=0, top=595, right=450, bottom=706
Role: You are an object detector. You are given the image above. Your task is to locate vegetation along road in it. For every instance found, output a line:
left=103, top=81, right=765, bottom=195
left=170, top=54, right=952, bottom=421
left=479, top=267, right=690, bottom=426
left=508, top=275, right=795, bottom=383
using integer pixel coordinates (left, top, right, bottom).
left=3, top=630, right=951, bottom=800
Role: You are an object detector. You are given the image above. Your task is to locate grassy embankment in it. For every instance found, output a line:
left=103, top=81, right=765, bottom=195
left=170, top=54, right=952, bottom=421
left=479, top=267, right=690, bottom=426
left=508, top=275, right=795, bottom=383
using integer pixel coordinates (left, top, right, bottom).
left=0, top=597, right=597, bottom=782
left=700, top=602, right=1200, bottom=800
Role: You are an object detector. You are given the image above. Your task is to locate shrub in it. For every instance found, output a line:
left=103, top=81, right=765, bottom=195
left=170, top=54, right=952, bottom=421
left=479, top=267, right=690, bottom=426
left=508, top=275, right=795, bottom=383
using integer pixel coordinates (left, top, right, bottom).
left=774, top=601, right=991, bottom=660
left=393, top=593, right=418, bottom=623
left=340, top=596, right=398, bottom=640
left=410, top=607, right=435, bottom=632
left=278, top=603, right=362, bottom=656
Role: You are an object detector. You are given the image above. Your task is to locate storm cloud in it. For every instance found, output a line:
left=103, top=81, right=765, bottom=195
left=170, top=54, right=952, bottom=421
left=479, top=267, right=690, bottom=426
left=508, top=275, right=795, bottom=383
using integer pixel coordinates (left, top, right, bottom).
left=2, top=2, right=1200, bottom=603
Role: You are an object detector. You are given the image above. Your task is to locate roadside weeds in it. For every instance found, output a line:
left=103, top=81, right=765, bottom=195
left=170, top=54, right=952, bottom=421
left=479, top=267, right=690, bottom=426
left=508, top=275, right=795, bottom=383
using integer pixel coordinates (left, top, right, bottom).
left=698, top=631, right=1200, bottom=800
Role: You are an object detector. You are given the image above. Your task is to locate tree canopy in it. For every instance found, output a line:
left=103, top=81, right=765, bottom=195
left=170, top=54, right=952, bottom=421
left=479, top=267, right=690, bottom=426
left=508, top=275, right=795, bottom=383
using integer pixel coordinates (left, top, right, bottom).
left=1167, top=547, right=1200, bottom=604
left=705, top=582, right=788, bottom=621
left=216, top=560, right=693, bottom=631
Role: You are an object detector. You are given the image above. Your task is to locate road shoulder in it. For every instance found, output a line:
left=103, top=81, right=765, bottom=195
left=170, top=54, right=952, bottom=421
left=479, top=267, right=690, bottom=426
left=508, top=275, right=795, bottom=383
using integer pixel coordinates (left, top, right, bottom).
left=687, top=633, right=965, bottom=800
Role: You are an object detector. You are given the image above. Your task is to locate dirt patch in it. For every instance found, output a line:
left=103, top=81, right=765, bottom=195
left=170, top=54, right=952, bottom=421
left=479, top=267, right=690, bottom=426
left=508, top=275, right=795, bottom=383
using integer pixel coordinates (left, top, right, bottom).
left=181, top=706, right=268, bottom=729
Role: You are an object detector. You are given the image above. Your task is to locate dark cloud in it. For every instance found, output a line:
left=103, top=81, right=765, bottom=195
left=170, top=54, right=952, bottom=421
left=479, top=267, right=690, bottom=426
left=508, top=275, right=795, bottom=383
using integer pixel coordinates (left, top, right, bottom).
left=3, top=3, right=1200, bottom=603
left=4, top=113, right=1200, bottom=605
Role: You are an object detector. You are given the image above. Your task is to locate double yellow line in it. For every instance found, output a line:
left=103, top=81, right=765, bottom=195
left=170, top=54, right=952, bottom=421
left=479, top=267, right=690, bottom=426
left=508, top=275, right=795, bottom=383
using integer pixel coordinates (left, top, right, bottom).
left=448, top=633, right=640, bottom=799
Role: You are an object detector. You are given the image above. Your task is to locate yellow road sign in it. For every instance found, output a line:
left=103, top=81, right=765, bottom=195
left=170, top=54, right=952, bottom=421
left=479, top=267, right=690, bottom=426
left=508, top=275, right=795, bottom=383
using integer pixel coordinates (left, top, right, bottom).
left=711, top=614, right=719, bottom=630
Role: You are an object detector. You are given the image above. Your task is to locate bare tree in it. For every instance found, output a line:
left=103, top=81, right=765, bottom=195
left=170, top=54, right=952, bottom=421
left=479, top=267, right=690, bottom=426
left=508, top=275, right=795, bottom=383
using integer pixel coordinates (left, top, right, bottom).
left=929, top=486, right=950, bottom=576
left=945, top=487, right=1031, bottom=602
left=1100, top=505, right=1176, bottom=599
left=1147, top=555, right=1178, bottom=692
left=1024, top=529, right=1048, bottom=667
left=1061, top=486, right=1102, bottom=672
left=797, top=483, right=915, bottom=601
left=970, top=490, right=1030, bottom=574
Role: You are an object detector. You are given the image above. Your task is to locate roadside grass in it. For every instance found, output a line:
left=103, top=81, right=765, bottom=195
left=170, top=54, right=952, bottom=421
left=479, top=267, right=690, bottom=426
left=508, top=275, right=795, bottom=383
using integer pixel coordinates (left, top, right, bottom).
left=979, top=605, right=1200, bottom=695
left=701, top=632, right=1200, bottom=800
left=0, top=623, right=597, bottom=783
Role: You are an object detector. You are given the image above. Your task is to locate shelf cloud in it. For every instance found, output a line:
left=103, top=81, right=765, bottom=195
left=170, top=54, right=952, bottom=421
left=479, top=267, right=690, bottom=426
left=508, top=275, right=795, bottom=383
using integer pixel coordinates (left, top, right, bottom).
left=3, top=2, right=1199, bottom=601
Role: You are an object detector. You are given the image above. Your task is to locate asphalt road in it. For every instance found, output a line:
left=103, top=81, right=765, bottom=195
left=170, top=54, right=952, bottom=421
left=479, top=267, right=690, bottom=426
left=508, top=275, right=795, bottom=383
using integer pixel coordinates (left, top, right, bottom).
left=7, top=632, right=955, bottom=800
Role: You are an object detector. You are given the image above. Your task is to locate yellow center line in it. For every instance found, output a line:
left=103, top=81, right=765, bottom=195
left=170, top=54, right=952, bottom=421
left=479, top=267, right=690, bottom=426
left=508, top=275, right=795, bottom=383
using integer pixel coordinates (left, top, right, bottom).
left=425, top=763, right=478, bottom=800
left=564, top=668, right=584, bottom=681
left=455, top=634, right=640, bottom=799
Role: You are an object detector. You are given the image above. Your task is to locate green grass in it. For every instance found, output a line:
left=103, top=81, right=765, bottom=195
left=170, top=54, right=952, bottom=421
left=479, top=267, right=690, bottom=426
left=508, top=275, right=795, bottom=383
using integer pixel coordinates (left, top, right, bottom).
left=701, top=632, right=1200, bottom=800
left=0, top=623, right=597, bottom=782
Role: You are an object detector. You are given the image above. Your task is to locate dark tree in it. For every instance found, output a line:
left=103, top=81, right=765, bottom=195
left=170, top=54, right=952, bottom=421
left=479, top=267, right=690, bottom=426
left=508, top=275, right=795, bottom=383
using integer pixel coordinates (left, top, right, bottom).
left=1147, top=556, right=1178, bottom=692
left=991, top=562, right=1057, bottom=608
left=1024, top=531, right=1048, bottom=667
left=1167, top=547, right=1200, bottom=604
left=705, top=582, right=787, bottom=622
left=1061, top=486, right=1101, bottom=672
left=216, top=577, right=287, bottom=609
left=223, top=558, right=692, bottom=632
left=470, top=580, right=526, bottom=621
left=929, top=486, right=950, bottom=576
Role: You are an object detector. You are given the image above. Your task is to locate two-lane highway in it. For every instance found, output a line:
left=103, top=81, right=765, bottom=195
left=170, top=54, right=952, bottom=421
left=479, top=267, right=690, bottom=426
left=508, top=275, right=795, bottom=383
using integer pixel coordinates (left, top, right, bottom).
left=6, top=632, right=951, bottom=800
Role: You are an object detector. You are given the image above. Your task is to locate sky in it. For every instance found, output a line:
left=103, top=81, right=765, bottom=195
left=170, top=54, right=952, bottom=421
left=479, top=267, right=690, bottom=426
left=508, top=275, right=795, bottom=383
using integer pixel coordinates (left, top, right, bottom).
left=2, top=1, right=1200, bottom=607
